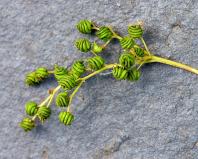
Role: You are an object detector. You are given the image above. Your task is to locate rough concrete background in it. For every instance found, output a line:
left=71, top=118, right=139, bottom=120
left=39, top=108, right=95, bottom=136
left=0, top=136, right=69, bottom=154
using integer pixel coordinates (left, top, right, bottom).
left=1, top=0, right=198, bottom=159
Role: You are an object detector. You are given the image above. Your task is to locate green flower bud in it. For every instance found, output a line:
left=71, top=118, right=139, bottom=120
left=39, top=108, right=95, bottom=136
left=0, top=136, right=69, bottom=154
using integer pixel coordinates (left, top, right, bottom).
left=20, top=118, right=35, bottom=132
left=87, top=56, right=105, bottom=70
left=127, top=68, right=141, bottom=81
left=76, top=20, right=92, bottom=34
left=75, top=38, right=91, bottom=52
left=25, top=101, right=38, bottom=116
left=128, top=25, right=143, bottom=38
left=119, top=53, right=135, bottom=69
left=71, top=60, right=86, bottom=78
left=59, top=111, right=74, bottom=125
left=120, top=36, right=135, bottom=49
left=37, top=106, right=51, bottom=121
left=54, top=64, right=68, bottom=81
left=92, top=42, right=103, bottom=53
left=112, top=66, right=128, bottom=80
left=35, top=67, right=49, bottom=79
left=58, top=75, right=76, bottom=90
left=25, top=72, right=39, bottom=86
left=56, top=92, right=70, bottom=107
left=96, top=26, right=113, bottom=42
left=134, top=45, right=144, bottom=57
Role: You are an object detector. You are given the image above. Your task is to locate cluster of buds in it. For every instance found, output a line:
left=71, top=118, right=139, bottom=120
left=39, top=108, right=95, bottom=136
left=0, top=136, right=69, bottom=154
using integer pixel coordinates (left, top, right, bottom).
left=20, top=19, right=198, bottom=132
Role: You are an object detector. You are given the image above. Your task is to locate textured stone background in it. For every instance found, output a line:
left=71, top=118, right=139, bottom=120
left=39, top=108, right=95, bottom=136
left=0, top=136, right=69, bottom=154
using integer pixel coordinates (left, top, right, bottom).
left=1, top=0, right=198, bottom=159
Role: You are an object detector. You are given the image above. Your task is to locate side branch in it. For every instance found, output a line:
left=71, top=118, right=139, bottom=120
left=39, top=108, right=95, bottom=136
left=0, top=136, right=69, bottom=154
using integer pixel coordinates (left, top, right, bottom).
left=67, top=63, right=118, bottom=112
left=79, top=63, right=117, bottom=81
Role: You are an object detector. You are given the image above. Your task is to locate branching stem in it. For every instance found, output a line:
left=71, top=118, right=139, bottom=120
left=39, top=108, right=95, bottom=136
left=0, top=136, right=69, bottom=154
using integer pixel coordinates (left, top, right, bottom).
left=67, top=63, right=118, bottom=112
left=79, top=64, right=117, bottom=81
left=46, top=85, right=61, bottom=108
left=38, top=95, right=51, bottom=107
left=108, top=26, right=122, bottom=40
left=67, top=81, right=84, bottom=112
left=32, top=85, right=61, bottom=121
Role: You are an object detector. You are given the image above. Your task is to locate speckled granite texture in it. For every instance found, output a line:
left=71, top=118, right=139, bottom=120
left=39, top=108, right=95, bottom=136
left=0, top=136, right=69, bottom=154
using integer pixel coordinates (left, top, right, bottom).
left=1, top=0, right=198, bottom=159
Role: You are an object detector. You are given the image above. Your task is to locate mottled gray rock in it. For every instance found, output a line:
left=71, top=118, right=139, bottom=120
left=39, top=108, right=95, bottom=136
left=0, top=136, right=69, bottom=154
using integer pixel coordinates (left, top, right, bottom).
left=1, top=0, right=198, bottom=159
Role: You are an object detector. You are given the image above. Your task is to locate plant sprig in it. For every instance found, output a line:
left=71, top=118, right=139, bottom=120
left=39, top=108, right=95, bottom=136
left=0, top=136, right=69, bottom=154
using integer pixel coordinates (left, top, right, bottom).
left=20, top=19, right=198, bottom=132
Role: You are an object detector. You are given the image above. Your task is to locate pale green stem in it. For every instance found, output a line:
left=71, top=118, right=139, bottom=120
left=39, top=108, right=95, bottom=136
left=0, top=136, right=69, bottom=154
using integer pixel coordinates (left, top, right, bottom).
left=46, top=85, right=61, bottom=108
left=92, top=23, right=100, bottom=31
left=113, top=34, right=122, bottom=40
left=48, top=70, right=54, bottom=74
left=91, top=50, right=98, bottom=56
left=32, top=85, right=61, bottom=121
left=102, top=39, right=112, bottom=48
left=79, top=64, right=117, bottom=81
left=67, top=81, right=84, bottom=112
left=137, top=62, right=144, bottom=70
left=147, top=55, right=198, bottom=75
left=38, top=95, right=51, bottom=107
left=108, top=26, right=122, bottom=40
left=140, top=37, right=151, bottom=55
left=66, top=63, right=118, bottom=112
left=32, top=115, right=37, bottom=121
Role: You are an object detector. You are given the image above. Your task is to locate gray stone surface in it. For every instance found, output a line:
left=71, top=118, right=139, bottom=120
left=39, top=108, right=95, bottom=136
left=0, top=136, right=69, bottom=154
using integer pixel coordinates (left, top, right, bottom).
left=1, top=0, right=198, bottom=158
